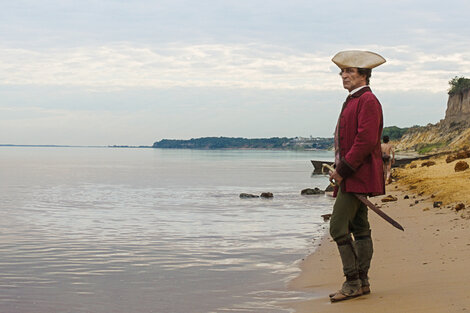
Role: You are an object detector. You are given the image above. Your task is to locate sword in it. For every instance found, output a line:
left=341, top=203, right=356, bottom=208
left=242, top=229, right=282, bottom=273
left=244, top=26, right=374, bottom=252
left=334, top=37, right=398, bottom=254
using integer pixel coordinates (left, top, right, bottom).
left=322, top=163, right=404, bottom=231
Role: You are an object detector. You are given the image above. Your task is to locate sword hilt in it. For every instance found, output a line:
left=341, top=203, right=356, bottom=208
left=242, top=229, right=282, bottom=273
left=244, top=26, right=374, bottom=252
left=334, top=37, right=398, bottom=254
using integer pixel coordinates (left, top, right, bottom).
left=322, top=163, right=337, bottom=186
left=322, top=163, right=335, bottom=173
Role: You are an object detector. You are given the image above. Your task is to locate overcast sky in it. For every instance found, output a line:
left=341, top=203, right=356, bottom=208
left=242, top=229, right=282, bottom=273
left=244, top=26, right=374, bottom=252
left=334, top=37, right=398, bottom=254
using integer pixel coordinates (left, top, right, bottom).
left=1, top=0, right=469, bottom=146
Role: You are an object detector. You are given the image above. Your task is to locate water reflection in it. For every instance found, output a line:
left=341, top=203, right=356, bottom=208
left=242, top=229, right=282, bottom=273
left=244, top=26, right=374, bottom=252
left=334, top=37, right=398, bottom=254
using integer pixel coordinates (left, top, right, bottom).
left=0, top=147, right=333, bottom=313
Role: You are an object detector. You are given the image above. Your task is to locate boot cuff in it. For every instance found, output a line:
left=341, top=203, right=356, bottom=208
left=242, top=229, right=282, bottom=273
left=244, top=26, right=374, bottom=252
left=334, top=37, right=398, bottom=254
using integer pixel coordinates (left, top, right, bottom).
left=346, top=273, right=359, bottom=281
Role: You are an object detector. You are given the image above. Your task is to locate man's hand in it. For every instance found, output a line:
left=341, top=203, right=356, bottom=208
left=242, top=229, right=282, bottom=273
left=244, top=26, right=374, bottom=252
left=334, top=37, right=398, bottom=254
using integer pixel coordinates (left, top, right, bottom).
left=329, top=170, right=343, bottom=186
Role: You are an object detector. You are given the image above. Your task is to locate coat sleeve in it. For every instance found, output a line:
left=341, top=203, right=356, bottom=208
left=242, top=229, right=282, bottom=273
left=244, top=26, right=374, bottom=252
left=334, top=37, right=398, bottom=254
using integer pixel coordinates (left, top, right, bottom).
left=336, top=95, right=382, bottom=178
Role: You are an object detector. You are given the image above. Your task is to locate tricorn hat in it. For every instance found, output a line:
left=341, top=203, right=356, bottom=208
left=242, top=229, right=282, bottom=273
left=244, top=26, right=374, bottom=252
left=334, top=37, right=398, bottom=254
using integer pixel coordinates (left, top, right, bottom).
left=332, top=50, right=386, bottom=69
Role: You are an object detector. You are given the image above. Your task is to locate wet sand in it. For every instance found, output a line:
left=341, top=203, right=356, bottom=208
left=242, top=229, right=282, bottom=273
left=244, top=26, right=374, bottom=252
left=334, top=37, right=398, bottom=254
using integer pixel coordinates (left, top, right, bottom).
left=286, top=154, right=470, bottom=312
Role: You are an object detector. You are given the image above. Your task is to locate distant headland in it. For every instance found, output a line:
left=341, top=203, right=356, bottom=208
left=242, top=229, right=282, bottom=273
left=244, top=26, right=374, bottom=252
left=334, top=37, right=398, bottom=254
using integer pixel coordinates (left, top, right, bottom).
left=151, top=126, right=409, bottom=150
left=152, top=137, right=334, bottom=150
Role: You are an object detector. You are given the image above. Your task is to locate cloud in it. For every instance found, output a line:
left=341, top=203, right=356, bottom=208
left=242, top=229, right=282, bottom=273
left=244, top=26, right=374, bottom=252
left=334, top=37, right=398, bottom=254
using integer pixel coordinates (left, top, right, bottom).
left=2, top=1, right=469, bottom=146
left=2, top=43, right=468, bottom=94
left=0, top=43, right=332, bottom=90
left=371, top=46, right=470, bottom=92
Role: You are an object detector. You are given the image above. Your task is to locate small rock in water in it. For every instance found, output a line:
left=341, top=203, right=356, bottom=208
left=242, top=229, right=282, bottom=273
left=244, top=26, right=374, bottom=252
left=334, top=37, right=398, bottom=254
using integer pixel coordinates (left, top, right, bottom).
left=260, top=192, right=274, bottom=198
left=301, top=187, right=325, bottom=195
left=239, top=193, right=259, bottom=199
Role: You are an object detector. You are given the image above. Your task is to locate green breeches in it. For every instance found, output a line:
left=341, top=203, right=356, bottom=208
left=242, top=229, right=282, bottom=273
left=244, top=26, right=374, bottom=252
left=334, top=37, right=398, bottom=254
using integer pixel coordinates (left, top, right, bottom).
left=329, top=187, right=371, bottom=242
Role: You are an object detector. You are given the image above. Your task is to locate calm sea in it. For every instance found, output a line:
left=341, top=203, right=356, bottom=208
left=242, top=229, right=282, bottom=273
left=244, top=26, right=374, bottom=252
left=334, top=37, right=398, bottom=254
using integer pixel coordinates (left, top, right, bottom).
left=0, top=147, right=334, bottom=313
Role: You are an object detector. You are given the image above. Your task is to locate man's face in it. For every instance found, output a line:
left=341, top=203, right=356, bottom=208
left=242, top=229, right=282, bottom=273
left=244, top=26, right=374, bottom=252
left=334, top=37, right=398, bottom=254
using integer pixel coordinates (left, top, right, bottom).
left=340, top=68, right=367, bottom=92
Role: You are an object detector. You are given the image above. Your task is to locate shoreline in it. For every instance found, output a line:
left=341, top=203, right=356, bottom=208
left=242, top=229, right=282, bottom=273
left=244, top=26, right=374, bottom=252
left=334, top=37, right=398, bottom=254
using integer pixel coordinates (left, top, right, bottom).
left=284, top=181, right=470, bottom=312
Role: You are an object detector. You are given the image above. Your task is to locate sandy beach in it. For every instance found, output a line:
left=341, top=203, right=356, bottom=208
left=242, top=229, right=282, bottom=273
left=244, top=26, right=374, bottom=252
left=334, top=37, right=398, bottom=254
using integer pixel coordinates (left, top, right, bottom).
left=286, top=154, right=470, bottom=313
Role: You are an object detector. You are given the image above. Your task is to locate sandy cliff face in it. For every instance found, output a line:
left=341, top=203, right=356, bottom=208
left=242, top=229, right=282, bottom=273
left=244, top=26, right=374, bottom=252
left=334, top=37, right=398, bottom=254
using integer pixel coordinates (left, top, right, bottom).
left=396, top=121, right=470, bottom=152
left=445, top=89, right=470, bottom=122
left=396, top=88, right=470, bottom=153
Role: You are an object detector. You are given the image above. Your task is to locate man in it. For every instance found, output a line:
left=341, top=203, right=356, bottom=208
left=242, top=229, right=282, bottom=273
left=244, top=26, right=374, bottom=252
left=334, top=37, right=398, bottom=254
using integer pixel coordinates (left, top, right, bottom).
left=328, top=50, right=386, bottom=302
left=381, top=135, right=395, bottom=184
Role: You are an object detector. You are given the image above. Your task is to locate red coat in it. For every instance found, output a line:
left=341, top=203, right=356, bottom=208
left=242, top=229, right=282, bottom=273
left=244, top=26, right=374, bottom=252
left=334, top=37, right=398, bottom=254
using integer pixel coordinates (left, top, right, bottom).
left=334, top=87, right=385, bottom=196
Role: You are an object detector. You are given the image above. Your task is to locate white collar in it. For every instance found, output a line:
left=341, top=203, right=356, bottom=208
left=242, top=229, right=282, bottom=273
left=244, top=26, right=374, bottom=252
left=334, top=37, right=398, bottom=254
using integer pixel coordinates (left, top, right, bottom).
left=349, top=85, right=369, bottom=95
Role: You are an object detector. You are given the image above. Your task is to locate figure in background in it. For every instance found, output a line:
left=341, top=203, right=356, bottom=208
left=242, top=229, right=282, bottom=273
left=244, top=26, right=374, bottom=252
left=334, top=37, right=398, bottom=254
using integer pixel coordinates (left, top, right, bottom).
left=381, top=135, right=395, bottom=184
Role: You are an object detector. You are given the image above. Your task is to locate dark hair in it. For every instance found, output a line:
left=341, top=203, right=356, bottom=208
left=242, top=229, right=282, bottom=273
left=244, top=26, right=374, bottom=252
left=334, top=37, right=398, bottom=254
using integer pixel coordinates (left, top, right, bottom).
left=357, top=68, right=372, bottom=85
left=383, top=135, right=390, bottom=143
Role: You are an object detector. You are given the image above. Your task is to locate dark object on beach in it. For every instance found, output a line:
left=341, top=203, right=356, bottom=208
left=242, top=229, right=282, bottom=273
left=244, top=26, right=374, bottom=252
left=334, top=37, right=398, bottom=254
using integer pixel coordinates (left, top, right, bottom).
left=404, top=195, right=409, bottom=199
left=410, top=164, right=417, bottom=169
left=433, top=201, right=443, bottom=208
left=421, top=160, right=436, bottom=167
left=301, top=187, right=325, bottom=195
left=381, top=195, right=398, bottom=202
left=312, top=153, right=445, bottom=171
left=456, top=149, right=470, bottom=159
left=393, top=153, right=442, bottom=168
left=260, top=192, right=274, bottom=198
left=446, top=155, right=456, bottom=163
left=239, top=193, right=259, bottom=199
left=325, top=184, right=335, bottom=192
left=321, top=214, right=332, bottom=222
left=445, top=149, right=470, bottom=163
left=454, top=203, right=465, bottom=211
left=454, top=161, right=469, bottom=172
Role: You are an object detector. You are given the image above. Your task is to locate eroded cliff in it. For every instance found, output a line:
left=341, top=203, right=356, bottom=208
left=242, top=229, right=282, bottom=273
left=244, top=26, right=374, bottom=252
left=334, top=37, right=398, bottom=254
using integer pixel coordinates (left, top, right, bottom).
left=396, top=88, right=470, bottom=153
left=445, top=88, right=470, bottom=122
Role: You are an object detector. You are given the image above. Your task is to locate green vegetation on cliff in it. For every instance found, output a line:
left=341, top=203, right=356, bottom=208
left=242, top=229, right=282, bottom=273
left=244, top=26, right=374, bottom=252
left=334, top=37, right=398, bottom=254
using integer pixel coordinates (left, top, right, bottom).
left=448, top=76, right=470, bottom=95
left=416, top=142, right=448, bottom=154
left=382, top=126, right=410, bottom=141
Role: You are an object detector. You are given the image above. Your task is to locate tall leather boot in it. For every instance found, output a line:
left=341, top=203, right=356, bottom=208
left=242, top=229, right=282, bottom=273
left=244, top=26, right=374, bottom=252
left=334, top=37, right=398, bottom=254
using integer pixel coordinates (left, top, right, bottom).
left=330, top=236, right=362, bottom=302
left=354, top=235, right=374, bottom=294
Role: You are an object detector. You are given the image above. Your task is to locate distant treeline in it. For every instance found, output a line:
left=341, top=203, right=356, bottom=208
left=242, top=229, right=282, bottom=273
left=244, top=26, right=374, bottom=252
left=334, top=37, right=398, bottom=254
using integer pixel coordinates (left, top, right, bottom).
left=154, top=137, right=293, bottom=149
left=152, top=126, right=410, bottom=150
left=153, top=137, right=334, bottom=150
left=382, top=126, right=410, bottom=141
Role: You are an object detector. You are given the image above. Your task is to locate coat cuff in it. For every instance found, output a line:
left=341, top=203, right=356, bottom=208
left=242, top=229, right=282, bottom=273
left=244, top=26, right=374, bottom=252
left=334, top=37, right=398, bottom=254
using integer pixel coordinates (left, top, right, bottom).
left=336, top=157, right=356, bottom=179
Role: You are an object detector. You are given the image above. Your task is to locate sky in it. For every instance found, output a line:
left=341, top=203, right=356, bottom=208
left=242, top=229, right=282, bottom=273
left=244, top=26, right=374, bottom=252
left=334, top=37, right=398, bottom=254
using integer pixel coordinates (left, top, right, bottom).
left=1, top=0, right=469, bottom=146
